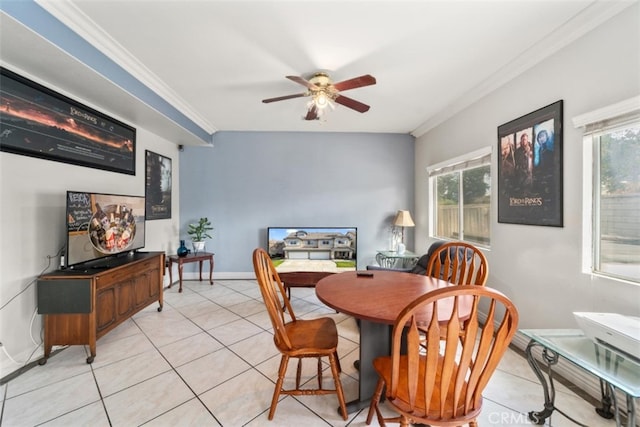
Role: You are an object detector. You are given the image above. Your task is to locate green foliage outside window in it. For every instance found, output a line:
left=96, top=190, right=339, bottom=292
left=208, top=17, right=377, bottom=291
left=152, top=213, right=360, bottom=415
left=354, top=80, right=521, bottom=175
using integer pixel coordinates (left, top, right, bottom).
left=600, top=126, right=640, bottom=195
left=594, top=124, right=640, bottom=283
left=435, top=165, right=491, bottom=245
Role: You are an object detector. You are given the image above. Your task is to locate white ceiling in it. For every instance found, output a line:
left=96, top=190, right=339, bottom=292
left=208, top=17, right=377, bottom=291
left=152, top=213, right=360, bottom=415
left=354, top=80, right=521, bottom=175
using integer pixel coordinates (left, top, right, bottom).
left=0, top=1, right=635, bottom=146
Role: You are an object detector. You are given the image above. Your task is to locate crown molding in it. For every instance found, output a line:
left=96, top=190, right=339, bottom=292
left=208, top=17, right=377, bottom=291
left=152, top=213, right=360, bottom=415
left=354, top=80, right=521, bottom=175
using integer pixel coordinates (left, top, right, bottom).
left=36, top=0, right=217, bottom=135
left=411, top=0, right=638, bottom=138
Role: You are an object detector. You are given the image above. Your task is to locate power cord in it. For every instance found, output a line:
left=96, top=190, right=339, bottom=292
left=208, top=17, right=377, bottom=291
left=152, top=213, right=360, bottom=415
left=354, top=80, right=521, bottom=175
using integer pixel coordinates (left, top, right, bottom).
left=0, top=245, right=63, bottom=312
left=0, top=245, right=64, bottom=366
left=0, top=339, right=41, bottom=367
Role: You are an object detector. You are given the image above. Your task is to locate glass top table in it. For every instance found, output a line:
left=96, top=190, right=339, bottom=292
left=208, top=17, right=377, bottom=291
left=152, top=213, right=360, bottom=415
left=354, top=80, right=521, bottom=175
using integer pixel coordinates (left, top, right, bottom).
left=375, top=250, right=419, bottom=269
left=521, top=329, right=639, bottom=426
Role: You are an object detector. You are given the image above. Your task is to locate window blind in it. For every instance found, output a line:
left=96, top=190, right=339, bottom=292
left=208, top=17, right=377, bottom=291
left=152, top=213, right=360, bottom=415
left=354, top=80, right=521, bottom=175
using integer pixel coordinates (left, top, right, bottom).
left=573, top=95, right=640, bottom=135
left=428, top=152, right=491, bottom=177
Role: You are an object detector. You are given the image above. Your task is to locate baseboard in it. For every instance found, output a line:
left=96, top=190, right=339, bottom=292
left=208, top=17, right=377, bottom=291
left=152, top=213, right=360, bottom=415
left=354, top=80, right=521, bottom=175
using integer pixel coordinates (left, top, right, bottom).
left=0, top=345, right=53, bottom=384
left=176, top=271, right=256, bottom=280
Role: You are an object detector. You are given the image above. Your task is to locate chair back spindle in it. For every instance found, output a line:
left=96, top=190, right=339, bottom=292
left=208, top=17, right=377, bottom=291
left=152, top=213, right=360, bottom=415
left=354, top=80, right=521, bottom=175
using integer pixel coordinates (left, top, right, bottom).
left=253, top=250, right=296, bottom=349
left=426, top=242, right=488, bottom=286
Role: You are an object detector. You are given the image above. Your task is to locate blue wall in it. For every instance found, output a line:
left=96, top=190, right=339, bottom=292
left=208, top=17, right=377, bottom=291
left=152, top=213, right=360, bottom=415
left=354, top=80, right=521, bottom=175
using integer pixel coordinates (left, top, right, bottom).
left=179, top=131, right=415, bottom=273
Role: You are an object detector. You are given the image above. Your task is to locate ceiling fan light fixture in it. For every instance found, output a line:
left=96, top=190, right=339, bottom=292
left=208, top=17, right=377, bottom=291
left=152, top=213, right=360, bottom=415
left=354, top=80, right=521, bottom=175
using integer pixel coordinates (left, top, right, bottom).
left=263, top=72, right=375, bottom=120
left=314, top=91, right=329, bottom=109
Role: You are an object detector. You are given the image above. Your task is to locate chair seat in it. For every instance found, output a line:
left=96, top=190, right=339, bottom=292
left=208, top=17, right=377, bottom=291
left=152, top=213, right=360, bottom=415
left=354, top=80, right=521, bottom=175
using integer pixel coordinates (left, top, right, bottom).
left=280, top=317, right=339, bottom=355
left=372, top=354, right=481, bottom=422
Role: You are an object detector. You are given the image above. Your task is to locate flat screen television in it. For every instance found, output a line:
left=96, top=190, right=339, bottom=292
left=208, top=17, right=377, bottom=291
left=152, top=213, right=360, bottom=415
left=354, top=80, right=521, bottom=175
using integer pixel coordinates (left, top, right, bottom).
left=267, top=227, right=357, bottom=273
left=65, top=191, right=146, bottom=269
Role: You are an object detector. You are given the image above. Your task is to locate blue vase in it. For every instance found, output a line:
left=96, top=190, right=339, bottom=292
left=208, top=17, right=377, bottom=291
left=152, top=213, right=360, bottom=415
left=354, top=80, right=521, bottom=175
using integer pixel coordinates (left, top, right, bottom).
left=177, top=240, right=189, bottom=257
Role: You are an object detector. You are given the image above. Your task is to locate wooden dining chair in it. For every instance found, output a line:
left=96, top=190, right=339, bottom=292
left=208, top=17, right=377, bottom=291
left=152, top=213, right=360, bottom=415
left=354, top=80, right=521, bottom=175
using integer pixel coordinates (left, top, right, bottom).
left=366, top=285, right=519, bottom=427
left=252, top=248, right=348, bottom=421
left=425, top=242, right=489, bottom=343
left=425, top=241, right=488, bottom=286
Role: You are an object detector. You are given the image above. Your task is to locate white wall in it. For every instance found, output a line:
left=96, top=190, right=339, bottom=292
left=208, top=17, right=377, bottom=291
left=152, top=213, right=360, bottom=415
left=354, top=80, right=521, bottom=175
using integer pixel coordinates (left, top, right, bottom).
left=179, top=131, right=416, bottom=275
left=0, top=107, right=181, bottom=378
left=415, top=5, right=640, bottom=333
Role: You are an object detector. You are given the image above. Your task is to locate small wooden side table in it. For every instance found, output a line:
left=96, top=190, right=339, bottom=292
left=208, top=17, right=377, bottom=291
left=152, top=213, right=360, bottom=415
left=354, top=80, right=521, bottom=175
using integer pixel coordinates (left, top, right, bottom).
left=278, top=271, right=335, bottom=299
left=167, top=252, right=214, bottom=292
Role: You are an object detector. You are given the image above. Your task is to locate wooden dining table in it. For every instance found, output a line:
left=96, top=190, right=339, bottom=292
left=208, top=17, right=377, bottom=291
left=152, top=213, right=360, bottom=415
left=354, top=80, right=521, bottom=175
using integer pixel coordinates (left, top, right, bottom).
left=316, top=270, right=471, bottom=412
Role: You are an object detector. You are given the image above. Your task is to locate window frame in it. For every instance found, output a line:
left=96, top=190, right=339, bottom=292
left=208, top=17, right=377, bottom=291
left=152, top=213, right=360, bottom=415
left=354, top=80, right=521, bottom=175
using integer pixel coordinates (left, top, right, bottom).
left=574, top=96, right=640, bottom=285
left=427, top=147, right=492, bottom=248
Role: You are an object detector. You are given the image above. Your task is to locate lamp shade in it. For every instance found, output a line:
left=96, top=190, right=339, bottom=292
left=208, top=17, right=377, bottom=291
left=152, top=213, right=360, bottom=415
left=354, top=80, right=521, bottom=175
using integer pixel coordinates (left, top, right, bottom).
left=393, top=210, right=415, bottom=227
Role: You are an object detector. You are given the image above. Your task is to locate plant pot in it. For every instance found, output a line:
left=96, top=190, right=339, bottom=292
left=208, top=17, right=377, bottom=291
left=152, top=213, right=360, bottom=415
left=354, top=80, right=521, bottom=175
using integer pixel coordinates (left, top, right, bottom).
left=192, top=241, right=206, bottom=254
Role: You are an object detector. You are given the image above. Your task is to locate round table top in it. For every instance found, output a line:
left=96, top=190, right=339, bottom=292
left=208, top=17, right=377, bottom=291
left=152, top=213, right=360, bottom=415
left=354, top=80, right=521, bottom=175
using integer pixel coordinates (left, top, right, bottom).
left=316, top=270, right=466, bottom=324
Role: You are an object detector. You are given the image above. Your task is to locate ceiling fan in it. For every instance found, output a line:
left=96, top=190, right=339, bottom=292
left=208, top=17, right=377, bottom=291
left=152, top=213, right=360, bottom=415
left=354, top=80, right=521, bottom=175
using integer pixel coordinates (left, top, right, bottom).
left=262, top=72, right=376, bottom=120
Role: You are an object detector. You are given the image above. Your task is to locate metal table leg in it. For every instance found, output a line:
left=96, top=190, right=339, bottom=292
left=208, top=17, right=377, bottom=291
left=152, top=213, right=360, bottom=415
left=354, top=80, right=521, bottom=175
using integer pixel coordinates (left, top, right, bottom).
left=596, top=378, right=616, bottom=419
left=606, top=382, right=638, bottom=427
left=625, top=393, right=636, bottom=427
left=592, top=339, right=637, bottom=426
left=527, top=339, right=634, bottom=427
left=526, top=339, right=559, bottom=425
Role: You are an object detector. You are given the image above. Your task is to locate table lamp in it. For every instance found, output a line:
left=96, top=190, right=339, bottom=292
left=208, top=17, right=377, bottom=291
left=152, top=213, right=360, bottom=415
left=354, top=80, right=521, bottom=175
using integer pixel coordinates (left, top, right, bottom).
left=393, top=210, right=414, bottom=254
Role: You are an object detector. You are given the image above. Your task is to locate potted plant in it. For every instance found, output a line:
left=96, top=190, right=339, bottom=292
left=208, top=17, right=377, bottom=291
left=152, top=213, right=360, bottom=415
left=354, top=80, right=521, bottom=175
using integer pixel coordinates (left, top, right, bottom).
left=187, top=217, right=213, bottom=254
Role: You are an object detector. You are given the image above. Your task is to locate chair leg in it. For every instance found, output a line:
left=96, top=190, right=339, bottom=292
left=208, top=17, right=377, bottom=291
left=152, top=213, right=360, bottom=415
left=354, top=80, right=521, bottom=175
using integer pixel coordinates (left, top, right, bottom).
left=328, top=353, right=348, bottom=420
left=366, top=377, right=385, bottom=425
left=270, top=355, right=289, bottom=420
left=317, top=357, right=322, bottom=389
left=296, top=358, right=302, bottom=389
left=334, top=350, right=342, bottom=373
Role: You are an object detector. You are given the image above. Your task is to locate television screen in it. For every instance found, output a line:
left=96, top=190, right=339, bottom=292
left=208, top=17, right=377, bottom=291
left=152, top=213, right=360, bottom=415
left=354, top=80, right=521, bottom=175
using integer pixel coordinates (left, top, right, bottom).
left=65, top=191, right=146, bottom=269
left=267, top=227, right=357, bottom=273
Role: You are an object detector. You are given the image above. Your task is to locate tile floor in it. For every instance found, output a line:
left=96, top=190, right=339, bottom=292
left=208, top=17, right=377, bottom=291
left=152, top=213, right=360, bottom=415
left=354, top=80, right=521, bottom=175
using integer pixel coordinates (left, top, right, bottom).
left=0, top=279, right=618, bottom=426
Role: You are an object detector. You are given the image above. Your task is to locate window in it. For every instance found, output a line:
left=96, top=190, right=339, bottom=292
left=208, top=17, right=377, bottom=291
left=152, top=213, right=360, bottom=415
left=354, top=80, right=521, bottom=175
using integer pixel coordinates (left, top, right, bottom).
left=575, top=96, right=640, bottom=284
left=428, top=149, right=491, bottom=246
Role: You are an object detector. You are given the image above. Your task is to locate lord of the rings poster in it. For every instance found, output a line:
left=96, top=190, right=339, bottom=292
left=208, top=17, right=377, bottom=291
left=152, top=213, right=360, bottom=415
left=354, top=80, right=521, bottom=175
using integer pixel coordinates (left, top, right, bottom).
left=498, top=100, right=563, bottom=227
left=145, top=150, right=172, bottom=220
left=0, top=67, right=136, bottom=175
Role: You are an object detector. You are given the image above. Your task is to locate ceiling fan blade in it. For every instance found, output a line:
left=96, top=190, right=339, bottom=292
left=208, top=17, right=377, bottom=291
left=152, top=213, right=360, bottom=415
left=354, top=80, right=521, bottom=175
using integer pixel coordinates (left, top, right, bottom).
left=304, top=105, right=319, bottom=120
left=333, top=74, right=376, bottom=92
left=287, top=75, right=320, bottom=90
left=262, top=93, right=307, bottom=103
left=334, top=95, right=370, bottom=113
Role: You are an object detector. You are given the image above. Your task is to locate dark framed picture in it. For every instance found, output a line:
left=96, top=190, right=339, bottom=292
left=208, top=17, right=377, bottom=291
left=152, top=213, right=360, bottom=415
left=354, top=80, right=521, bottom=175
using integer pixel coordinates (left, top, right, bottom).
left=145, top=151, right=172, bottom=220
left=498, top=100, right=563, bottom=226
left=0, top=67, right=136, bottom=175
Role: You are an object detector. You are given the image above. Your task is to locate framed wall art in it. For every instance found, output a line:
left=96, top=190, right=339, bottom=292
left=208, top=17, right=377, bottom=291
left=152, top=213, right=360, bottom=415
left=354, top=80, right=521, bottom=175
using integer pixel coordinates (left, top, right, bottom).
left=497, top=100, right=563, bottom=226
left=145, top=150, right=172, bottom=220
left=0, top=67, right=136, bottom=175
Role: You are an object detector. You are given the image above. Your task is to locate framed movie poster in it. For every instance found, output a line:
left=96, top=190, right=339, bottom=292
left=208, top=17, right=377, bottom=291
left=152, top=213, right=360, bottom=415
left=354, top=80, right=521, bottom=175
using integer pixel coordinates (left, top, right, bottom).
left=145, top=150, right=172, bottom=220
left=498, top=100, right=563, bottom=226
left=0, top=67, right=136, bottom=175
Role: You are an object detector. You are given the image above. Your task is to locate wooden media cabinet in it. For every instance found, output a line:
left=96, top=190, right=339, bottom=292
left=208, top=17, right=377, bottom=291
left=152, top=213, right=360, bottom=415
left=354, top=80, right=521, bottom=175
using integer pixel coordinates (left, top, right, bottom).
left=37, top=252, right=164, bottom=364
